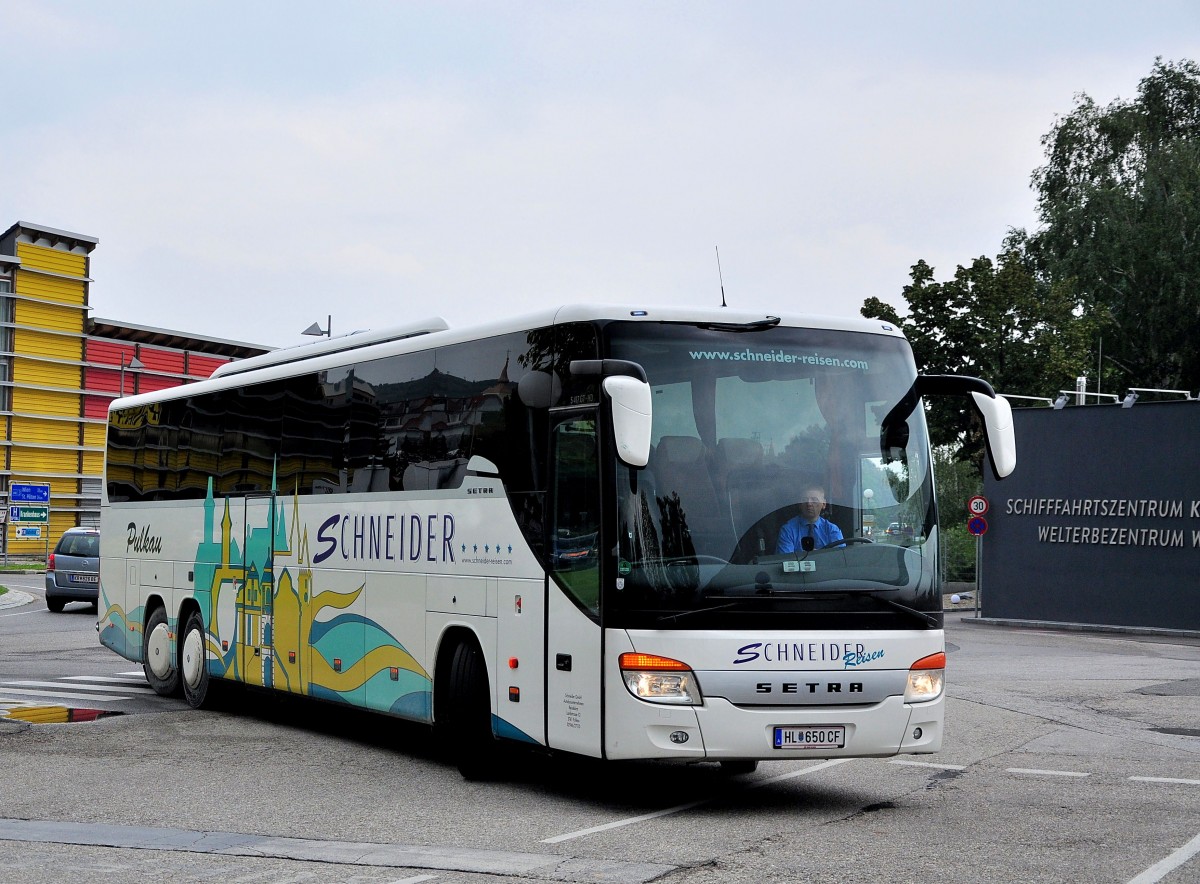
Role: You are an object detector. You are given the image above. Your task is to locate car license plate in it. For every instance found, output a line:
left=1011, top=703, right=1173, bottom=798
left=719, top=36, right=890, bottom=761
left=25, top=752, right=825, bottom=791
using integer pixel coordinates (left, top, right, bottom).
left=774, top=725, right=846, bottom=749
left=69, top=574, right=99, bottom=584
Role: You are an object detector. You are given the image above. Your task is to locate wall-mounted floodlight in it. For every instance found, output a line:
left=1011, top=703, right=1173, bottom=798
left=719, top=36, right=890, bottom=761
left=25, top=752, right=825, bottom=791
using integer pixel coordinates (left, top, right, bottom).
left=119, top=353, right=145, bottom=397
left=1057, top=390, right=1119, bottom=404
left=1000, top=394, right=1054, bottom=407
left=1052, top=394, right=1069, bottom=410
left=1127, top=387, right=1194, bottom=401
left=303, top=315, right=332, bottom=338
left=1121, top=391, right=1138, bottom=408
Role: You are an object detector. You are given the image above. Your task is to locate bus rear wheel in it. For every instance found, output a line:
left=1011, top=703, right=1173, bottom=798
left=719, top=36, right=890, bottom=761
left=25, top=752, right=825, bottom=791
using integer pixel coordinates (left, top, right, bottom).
left=179, top=609, right=212, bottom=709
left=447, top=640, right=498, bottom=780
left=143, top=606, right=180, bottom=696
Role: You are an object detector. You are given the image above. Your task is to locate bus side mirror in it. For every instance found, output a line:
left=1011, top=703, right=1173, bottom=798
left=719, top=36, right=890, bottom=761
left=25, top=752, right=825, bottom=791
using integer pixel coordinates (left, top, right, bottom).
left=569, top=359, right=653, bottom=468
left=915, top=375, right=1017, bottom=480
left=969, top=389, right=1016, bottom=479
left=603, top=375, right=652, bottom=468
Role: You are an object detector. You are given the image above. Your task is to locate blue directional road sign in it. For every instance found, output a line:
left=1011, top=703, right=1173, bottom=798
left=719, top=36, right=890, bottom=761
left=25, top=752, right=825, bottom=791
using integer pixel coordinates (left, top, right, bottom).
left=10, top=482, right=50, bottom=503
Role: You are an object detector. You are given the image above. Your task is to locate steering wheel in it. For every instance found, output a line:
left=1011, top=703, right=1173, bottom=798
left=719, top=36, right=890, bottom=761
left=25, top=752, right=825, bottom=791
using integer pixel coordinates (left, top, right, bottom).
left=817, top=537, right=874, bottom=551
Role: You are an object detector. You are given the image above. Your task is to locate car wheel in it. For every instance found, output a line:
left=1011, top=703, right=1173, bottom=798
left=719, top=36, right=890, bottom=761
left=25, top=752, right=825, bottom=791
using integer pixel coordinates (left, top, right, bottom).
left=179, top=609, right=212, bottom=708
left=446, top=640, right=498, bottom=780
left=45, top=596, right=66, bottom=613
left=143, top=606, right=181, bottom=697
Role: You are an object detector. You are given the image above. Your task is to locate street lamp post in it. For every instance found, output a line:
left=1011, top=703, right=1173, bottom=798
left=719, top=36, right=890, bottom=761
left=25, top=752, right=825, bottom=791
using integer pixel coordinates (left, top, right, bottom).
left=119, top=353, right=145, bottom=397
left=302, top=315, right=332, bottom=338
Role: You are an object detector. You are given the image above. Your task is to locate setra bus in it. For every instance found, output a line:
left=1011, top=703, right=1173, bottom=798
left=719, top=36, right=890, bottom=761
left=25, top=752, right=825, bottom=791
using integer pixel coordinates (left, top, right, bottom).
left=98, top=305, right=1015, bottom=777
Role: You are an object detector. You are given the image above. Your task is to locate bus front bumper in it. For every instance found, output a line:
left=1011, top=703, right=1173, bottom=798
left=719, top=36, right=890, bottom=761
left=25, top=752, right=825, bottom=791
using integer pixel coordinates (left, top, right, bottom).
left=604, top=693, right=943, bottom=762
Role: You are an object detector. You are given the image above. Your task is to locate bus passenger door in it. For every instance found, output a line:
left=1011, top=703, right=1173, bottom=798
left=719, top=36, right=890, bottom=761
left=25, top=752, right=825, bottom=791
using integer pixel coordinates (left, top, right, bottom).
left=545, top=416, right=604, bottom=758
left=240, top=494, right=277, bottom=690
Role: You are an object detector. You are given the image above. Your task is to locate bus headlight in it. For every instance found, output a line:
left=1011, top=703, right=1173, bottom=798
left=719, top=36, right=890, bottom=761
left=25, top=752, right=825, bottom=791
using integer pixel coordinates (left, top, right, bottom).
left=904, top=652, right=945, bottom=703
left=619, top=653, right=700, bottom=705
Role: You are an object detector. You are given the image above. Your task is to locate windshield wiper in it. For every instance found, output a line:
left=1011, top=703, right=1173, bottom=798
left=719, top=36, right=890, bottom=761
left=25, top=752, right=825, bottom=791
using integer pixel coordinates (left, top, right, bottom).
left=656, top=600, right=749, bottom=623
left=869, top=595, right=940, bottom=628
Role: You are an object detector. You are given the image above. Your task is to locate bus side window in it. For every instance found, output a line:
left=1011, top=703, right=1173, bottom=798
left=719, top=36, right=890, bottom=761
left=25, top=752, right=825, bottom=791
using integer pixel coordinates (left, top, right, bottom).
left=549, top=416, right=600, bottom=617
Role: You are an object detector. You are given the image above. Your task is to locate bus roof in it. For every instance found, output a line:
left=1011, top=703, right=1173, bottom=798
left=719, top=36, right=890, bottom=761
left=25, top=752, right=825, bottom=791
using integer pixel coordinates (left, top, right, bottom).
left=108, top=303, right=906, bottom=413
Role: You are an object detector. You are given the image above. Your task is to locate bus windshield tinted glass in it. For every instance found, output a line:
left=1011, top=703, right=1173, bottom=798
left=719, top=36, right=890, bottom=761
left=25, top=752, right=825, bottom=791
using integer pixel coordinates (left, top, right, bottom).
left=607, top=322, right=938, bottom=628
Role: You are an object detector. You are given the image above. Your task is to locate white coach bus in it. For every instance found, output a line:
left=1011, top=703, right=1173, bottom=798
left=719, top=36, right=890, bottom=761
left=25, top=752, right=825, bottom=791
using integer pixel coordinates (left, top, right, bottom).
left=99, top=305, right=1014, bottom=777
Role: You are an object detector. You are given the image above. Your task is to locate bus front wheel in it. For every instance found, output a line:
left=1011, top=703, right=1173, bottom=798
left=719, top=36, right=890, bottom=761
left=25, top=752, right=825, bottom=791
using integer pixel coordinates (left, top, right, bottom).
left=179, top=609, right=211, bottom=709
left=143, top=606, right=180, bottom=697
left=447, top=640, right=498, bottom=780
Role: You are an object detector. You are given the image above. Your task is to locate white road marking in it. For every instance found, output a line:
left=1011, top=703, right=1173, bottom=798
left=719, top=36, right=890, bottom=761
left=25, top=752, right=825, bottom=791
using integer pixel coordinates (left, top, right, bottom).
left=1130, top=776, right=1200, bottom=786
left=0, top=687, right=124, bottom=702
left=541, top=758, right=854, bottom=844
left=1006, top=768, right=1090, bottom=778
left=888, top=760, right=967, bottom=770
left=4, top=679, right=151, bottom=694
left=1127, top=830, right=1200, bottom=884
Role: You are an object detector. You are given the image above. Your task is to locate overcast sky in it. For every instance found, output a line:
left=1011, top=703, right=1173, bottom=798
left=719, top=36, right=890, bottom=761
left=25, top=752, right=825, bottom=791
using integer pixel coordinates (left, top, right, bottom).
left=3, top=2, right=1197, bottom=349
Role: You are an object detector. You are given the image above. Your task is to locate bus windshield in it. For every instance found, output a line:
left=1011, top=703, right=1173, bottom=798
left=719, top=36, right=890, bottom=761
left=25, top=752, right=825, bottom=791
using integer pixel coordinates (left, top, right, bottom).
left=605, top=321, right=937, bottom=628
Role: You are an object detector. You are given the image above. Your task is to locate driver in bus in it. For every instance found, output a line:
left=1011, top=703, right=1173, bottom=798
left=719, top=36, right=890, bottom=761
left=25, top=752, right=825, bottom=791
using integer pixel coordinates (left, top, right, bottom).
left=776, top=483, right=844, bottom=553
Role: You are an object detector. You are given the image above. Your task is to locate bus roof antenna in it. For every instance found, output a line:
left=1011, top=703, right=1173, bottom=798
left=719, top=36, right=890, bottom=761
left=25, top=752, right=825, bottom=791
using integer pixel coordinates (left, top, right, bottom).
left=715, top=246, right=727, bottom=307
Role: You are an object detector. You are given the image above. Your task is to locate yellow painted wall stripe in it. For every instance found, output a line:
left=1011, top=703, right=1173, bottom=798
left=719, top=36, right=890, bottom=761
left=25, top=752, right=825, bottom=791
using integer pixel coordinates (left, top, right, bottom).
left=14, top=274, right=86, bottom=305
left=10, top=417, right=80, bottom=445
left=15, top=300, right=85, bottom=333
left=15, top=243, right=88, bottom=279
left=12, top=331, right=84, bottom=362
left=12, top=449, right=78, bottom=473
left=12, top=389, right=79, bottom=417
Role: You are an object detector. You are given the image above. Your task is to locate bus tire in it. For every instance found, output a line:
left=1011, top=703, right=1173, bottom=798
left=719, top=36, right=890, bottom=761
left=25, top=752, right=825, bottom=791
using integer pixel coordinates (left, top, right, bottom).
left=143, top=605, right=180, bottom=697
left=447, top=640, right=497, bottom=780
left=179, top=609, right=212, bottom=709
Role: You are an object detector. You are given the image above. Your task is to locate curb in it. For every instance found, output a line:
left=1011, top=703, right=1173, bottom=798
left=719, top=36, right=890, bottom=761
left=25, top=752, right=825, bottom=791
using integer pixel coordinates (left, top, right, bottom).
left=0, top=589, right=34, bottom=610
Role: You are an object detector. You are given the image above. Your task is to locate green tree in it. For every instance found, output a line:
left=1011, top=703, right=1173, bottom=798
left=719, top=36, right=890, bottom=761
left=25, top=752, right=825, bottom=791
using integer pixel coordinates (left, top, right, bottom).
left=1030, top=57, right=1200, bottom=392
left=863, top=244, right=1095, bottom=462
left=932, top=445, right=982, bottom=582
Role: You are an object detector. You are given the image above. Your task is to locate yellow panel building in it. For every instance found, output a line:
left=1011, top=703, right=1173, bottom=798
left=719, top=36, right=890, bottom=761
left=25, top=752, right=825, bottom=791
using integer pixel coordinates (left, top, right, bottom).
left=0, top=221, right=269, bottom=559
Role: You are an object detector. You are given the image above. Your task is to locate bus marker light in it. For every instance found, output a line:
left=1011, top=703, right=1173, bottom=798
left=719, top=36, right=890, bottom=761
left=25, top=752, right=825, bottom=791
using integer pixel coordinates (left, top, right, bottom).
left=508, top=657, right=519, bottom=669
left=222, top=641, right=229, bottom=651
left=333, top=658, right=342, bottom=672
left=390, top=668, right=399, bottom=681
left=514, top=595, right=522, bottom=614
left=509, top=687, right=520, bottom=702
left=289, top=651, right=296, bottom=664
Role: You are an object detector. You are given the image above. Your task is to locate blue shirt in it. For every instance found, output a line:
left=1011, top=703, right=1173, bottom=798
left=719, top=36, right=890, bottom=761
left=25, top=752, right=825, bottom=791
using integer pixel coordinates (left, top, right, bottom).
left=776, top=516, right=844, bottom=554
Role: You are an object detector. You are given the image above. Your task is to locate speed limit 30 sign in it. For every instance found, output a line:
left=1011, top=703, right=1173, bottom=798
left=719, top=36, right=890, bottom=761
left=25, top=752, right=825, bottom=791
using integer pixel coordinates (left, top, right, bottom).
left=967, top=495, right=989, bottom=516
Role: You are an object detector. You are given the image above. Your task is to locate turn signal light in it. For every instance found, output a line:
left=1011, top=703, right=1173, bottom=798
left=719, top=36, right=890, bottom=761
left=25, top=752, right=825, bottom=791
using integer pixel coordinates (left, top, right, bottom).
left=910, top=652, right=946, bottom=670
left=619, top=653, right=691, bottom=671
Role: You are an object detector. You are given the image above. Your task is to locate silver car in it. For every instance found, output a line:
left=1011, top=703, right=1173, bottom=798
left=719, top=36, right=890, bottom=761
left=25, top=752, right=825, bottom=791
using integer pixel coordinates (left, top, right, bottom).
left=44, top=526, right=100, bottom=613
